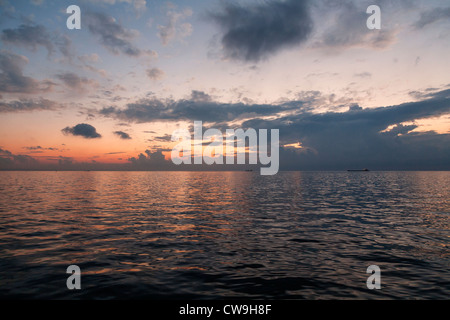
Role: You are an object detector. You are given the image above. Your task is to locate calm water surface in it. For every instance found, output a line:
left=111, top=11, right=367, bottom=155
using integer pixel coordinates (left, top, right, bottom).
left=0, top=171, right=448, bottom=299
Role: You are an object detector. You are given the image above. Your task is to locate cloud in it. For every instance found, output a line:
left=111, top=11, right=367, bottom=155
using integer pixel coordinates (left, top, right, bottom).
left=241, top=88, right=450, bottom=170
left=244, top=88, right=450, bottom=135
left=99, top=90, right=301, bottom=124
left=157, top=5, right=193, bottom=45
left=0, top=147, right=38, bottom=169
left=409, top=88, right=450, bottom=101
left=90, top=0, right=147, bottom=13
left=57, top=156, right=73, bottom=166
left=101, top=86, right=450, bottom=170
left=0, top=98, right=59, bottom=113
left=382, top=124, right=418, bottom=136
left=78, top=53, right=101, bottom=64
left=1, top=24, right=53, bottom=54
left=190, top=90, right=212, bottom=102
left=209, top=0, right=313, bottom=62
left=55, top=34, right=74, bottom=60
left=85, top=12, right=155, bottom=57
left=349, top=104, right=363, bottom=112
left=23, top=146, right=59, bottom=151
left=0, top=1, right=15, bottom=21
left=312, top=1, right=397, bottom=52
left=414, top=56, right=421, bottom=66
left=146, top=68, right=165, bottom=80
left=150, top=134, right=172, bottom=142
left=99, top=88, right=450, bottom=146
left=62, top=123, right=102, bottom=139
left=130, top=0, right=146, bottom=12
left=77, top=53, right=107, bottom=76
left=414, top=7, right=450, bottom=29
left=56, top=72, right=98, bottom=93
left=354, top=72, right=372, bottom=78
left=0, top=148, right=13, bottom=157
left=1, top=24, right=73, bottom=58
left=127, top=149, right=173, bottom=170
left=0, top=50, right=53, bottom=94
left=3, top=86, right=449, bottom=170
left=113, top=131, right=132, bottom=139
left=105, top=151, right=126, bottom=155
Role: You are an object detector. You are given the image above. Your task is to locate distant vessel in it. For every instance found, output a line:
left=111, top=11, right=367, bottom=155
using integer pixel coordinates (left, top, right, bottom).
left=347, top=168, right=370, bottom=172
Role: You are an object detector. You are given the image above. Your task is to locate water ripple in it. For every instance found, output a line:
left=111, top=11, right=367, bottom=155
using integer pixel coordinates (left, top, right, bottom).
left=0, top=171, right=448, bottom=299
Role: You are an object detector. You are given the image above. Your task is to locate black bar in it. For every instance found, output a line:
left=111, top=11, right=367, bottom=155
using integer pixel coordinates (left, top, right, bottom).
left=0, top=300, right=447, bottom=319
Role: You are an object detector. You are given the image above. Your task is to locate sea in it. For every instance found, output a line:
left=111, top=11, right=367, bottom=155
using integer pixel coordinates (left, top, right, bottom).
left=0, top=171, right=448, bottom=299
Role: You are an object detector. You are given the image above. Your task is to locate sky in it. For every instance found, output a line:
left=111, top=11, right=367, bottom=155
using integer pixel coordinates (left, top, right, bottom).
left=0, top=0, right=449, bottom=171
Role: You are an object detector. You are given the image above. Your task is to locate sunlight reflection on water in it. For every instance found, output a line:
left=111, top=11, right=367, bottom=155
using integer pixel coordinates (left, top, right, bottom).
left=0, top=171, right=448, bottom=299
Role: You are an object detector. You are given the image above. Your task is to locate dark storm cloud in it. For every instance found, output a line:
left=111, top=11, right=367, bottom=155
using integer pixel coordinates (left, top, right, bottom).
left=62, top=123, right=102, bottom=139
left=242, top=88, right=450, bottom=170
left=113, top=131, right=132, bottom=140
left=209, top=0, right=313, bottom=62
left=85, top=12, right=156, bottom=57
left=98, top=86, right=450, bottom=170
left=0, top=51, right=53, bottom=94
left=99, top=87, right=450, bottom=131
left=242, top=89, right=450, bottom=138
left=277, top=131, right=450, bottom=171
